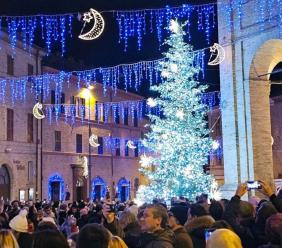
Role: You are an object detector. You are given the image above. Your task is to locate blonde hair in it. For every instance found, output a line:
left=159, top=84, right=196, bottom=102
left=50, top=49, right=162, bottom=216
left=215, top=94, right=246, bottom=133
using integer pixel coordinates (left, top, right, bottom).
left=206, top=229, right=243, bottom=248
left=0, top=229, right=19, bottom=248
left=118, top=210, right=137, bottom=229
left=108, top=236, right=128, bottom=248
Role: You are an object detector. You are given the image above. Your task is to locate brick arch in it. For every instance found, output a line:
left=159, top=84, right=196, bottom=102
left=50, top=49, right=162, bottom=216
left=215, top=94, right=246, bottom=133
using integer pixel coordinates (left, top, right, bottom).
left=250, top=39, right=282, bottom=80
left=248, top=39, right=282, bottom=185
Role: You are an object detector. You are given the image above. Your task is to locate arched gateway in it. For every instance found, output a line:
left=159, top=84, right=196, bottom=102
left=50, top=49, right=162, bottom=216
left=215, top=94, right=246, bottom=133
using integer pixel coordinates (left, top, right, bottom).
left=0, top=165, right=10, bottom=200
left=218, top=1, right=282, bottom=197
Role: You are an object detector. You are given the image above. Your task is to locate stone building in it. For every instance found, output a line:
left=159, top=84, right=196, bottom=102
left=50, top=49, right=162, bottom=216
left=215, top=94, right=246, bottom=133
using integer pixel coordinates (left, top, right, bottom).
left=217, top=0, right=282, bottom=197
left=0, top=33, right=146, bottom=202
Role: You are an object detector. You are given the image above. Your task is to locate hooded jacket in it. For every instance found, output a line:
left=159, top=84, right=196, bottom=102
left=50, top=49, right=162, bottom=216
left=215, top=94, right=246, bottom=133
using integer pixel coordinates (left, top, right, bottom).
left=138, top=228, right=175, bottom=248
left=173, top=226, right=193, bottom=248
left=185, top=215, right=215, bottom=248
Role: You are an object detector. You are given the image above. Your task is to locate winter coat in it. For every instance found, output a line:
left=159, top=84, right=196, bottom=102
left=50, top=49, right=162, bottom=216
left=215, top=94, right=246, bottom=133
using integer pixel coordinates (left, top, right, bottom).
left=103, top=217, right=124, bottom=238
left=173, top=226, right=193, bottom=248
left=185, top=215, right=215, bottom=248
left=123, top=222, right=142, bottom=248
left=269, top=194, right=282, bottom=213
left=138, top=228, right=175, bottom=248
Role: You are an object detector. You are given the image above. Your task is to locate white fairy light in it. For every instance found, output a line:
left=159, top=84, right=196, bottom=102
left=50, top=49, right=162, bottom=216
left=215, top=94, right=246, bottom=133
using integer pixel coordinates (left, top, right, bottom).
left=176, top=109, right=184, bottom=120
left=139, top=154, right=152, bottom=168
left=170, top=63, right=178, bottom=73
left=169, top=20, right=179, bottom=33
left=147, top=98, right=157, bottom=108
left=212, top=140, right=220, bottom=150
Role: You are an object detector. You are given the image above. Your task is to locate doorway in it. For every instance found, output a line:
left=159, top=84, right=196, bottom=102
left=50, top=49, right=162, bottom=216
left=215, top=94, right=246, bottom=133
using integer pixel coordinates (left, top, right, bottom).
left=0, top=165, right=10, bottom=200
left=51, top=182, right=60, bottom=202
left=94, top=185, right=102, bottom=201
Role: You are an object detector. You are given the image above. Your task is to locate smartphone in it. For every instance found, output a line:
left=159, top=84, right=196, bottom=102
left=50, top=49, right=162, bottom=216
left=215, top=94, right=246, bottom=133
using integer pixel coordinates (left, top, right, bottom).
left=205, top=228, right=215, bottom=241
left=247, top=181, right=262, bottom=190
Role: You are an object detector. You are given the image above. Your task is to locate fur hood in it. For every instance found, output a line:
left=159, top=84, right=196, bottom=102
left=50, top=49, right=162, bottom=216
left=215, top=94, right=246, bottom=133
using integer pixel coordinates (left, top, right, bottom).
left=185, top=215, right=215, bottom=233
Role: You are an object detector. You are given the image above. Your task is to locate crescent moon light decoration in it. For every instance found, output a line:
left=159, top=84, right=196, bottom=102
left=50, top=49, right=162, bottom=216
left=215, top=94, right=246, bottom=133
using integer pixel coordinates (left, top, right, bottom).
left=79, top=8, right=105, bottom=40
left=208, top=43, right=225, bottom=66
left=89, top=134, right=100, bottom=147
left=127, top=140, right=137, bottom=149
left=33, top=103, right=45, bottom=120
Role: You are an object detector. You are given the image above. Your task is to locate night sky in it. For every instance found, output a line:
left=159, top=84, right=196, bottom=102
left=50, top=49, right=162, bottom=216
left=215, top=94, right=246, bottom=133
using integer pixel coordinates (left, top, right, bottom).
left=0, top=0, right=220, bottom=96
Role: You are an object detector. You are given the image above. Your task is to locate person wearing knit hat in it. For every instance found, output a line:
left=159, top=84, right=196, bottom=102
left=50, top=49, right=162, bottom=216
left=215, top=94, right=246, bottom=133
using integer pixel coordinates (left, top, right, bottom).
left=168, top=205, right=193, bottom=248
left=9, top=209, right=28, bottom=233
left=9, top=209, right=33, bottom=248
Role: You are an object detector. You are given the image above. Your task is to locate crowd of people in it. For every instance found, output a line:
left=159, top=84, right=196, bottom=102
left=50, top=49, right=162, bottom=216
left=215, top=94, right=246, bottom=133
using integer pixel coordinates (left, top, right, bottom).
left=0, top=180, right=281, bottom=248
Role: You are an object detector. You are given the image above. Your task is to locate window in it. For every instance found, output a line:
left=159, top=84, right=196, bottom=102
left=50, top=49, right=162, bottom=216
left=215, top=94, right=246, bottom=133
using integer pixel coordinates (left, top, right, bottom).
left=7, top=55, right=14, bottom=75
left=27, top=64, right=34, bottom=76
left=27, top=113, right=33, bottom=143
left=133, top=110, right=138, bottom=127
left=114, top=106, right=120, bottom=124
left=61, top=93, right=65, bottom=114
left=95, top=101, right=99, bottom=121
left=98, top=136, right=103, bottom=155
left=7, top=108, right=13, bottom=141
left=28, top=188, right=34, bottom=200
left=76, top=134, right=82, bottom=153
left=74, top=97, right=86, bottom=118
left=124, top=107, right=128, bottom=125
left=19, top=190, right=25, bottom=201
left=115, top=138, right=120, bottom=156
left=125, top=140, right=129, bottom=157
left=28, top=161, right=35, bottom=182
left=55, top=131, right=61, bottom=151
left=51, top=91, right=65, bottom=114
left=134, top=142, right=139, bottom=157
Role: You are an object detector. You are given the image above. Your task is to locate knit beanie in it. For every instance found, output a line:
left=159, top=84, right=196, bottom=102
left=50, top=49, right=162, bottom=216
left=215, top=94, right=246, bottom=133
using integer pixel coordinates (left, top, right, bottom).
left=9, top=209, right=28, bottom=233
left=169, top=205, right=188, bottom=226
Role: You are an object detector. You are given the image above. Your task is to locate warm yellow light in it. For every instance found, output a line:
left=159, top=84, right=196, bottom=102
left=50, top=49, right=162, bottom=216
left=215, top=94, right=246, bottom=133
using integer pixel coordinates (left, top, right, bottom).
left=88, top=85, right=94, bottom=90
left=80, top=88, right=91, bottom=100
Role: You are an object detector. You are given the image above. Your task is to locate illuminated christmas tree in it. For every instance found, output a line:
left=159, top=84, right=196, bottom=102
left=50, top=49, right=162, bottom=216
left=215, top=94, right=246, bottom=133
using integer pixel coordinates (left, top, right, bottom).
left=137, top=20, right=218, bottom=203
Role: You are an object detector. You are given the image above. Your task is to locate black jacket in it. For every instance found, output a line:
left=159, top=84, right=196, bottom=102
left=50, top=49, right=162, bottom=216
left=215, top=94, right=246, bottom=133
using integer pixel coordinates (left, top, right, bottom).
left=138, top=229, right=175, bottom=248
left=124, top=222, right=142, bottom=248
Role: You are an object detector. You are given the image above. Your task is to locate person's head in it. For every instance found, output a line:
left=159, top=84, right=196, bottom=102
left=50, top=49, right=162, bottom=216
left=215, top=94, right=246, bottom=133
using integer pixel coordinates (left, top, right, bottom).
left=168, top=205, right=188, bottom=228
left=238, top=201, right=254, bottom=220
left=188, top=203, right=207, bottom=221
left=0, top=229, right=19, bottom=248
left=140, top=204, right=168, bottom=232
left=255, top=201, right=277, bottom=225
left=32, top=230, right=69, bottom=248
left=265, top=213, right=282, bottom=245
left=206, top=229, right=243, bottom=248
left=209, top=201, right=223, bottom=220
left=77, top=223, right=110, bottom=248
left=211, top=220, right=233, bottom=231
left=43, top=205, right=52, bottom=216
left=9, top=209, right=28, bottom=233
left=36, top=220, right=58, bottom=232
left=108, top=235, right=128, bottom=248
left=119, top=210, right=137, bottom=230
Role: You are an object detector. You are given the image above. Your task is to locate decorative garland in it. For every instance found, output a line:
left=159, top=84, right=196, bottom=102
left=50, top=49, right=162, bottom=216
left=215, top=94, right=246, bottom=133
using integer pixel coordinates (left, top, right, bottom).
left=1, top=15, right=73, bottom=56
left=220, top=0, right=282, bottom=38
left=0, top=49, right=206, bottom=104
left=40, top=92, right=220, bottom=125
left=114, top=3, right=216, bottom=51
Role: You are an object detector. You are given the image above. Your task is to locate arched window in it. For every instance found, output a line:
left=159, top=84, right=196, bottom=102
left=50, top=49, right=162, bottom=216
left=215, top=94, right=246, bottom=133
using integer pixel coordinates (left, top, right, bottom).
left=117, top=177, right=130, bottom=202
left=92, top=176, right=106, bottom=200
left=48, top=174, right=65, bottom=201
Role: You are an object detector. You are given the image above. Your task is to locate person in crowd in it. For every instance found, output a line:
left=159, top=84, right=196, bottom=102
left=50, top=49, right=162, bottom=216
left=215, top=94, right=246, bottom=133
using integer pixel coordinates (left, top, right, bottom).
left=210, top=220, right=233, bottom=231
left=57, top=203, right=68, bottom=226
left=32, top=229, right=69, bottom=248
left=102, top=202, right=124, bottom=237
left=76, top=223, right=111, bottom=248
left=36, top=219, right=58, bottom=231
left=9, top=209, right=33, bottom=248
left=60, top=214, right=79, bottom=237
left=206, top=228, right=243, bottom=248
left=258, top=213, right=282, bottom=248
left=109, top=235, right=128, bottom=248
left=209, top=200, right=224, bottom=220
left=0, top=199, right=9, bottom=229
left=119, top=210, right=141, bottom=248
left=185, top=204, right=215, bottom=248
left=0, top=229, right=19, bottom=248
left=77, top=207, right=89, bottom=230
left=168, top=205, right=193, bottom=248
left=138, top=204, right=175, bottom=248
left=8, top=200, right=20, bottom=221
left=68, top=203, right=80, bottom=220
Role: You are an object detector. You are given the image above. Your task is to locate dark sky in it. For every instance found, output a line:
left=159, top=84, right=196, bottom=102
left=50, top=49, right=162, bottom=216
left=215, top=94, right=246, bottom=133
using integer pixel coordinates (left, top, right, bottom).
left=0, top=0, right=220, bottom=95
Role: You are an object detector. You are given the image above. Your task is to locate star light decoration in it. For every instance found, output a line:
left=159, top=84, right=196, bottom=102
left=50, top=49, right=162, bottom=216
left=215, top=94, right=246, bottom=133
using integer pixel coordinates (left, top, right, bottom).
left=146, top=98, right=157, bottom=108
left=139, top=154, right=153, bottom=168
left=176, top=109, right=184, bottom=120
left=170, top=63, right=178, bottom=73
left=169, top=19, right=180, bottom=33
left=212, top=140, right=220, bottom=150
left=82, top=12, right=93, bottom=23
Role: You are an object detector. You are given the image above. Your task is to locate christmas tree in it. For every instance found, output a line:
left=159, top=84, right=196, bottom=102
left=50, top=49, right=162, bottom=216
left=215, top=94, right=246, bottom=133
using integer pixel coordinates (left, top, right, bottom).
left=137, top=20, right=218, bottom=203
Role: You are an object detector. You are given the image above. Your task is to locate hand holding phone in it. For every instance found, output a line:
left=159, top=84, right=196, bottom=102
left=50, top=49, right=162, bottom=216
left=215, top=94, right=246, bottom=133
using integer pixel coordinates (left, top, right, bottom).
left=247, top=181, right=262, bottom=190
